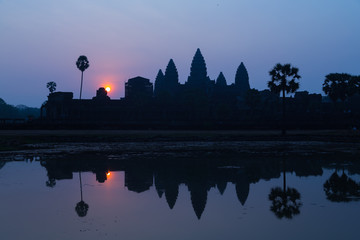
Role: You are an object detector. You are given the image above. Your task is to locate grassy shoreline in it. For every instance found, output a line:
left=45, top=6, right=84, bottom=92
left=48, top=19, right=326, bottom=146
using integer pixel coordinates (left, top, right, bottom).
left=1, top=129, right=359, bottom=152
left=1, top=129, right=359, bottom=138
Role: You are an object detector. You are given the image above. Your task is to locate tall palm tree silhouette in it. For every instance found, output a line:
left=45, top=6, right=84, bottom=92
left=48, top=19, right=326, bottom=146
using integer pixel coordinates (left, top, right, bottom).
left=75, top=172, right=89, bottom=217
left=76, top=55, right=89, bottom=99
left=268, top=63, right=301, bottom=135
left=268, top=159, right=302, bottom=219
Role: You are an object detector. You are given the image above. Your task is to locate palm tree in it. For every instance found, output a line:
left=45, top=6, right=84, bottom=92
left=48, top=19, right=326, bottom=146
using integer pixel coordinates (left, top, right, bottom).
left=75, top=172, right=89, bottom=217
left=268, top=63, right=301, bottom=135
left=268, top=159, right=302, bottom=219
left=46, top=81, right=57, bottom=94
left=76, top=55, right=90, bottom=99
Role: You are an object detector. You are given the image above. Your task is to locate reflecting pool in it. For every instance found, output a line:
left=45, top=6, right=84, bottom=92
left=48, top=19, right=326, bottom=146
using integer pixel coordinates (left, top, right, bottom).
left=0, top=153, right=359, bottom=240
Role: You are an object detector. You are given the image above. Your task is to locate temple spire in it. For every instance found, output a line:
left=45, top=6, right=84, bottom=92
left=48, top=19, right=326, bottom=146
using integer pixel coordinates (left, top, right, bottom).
left=154, top=69, right=164, bottom=97
left=158, top=59, right=179, bottom=96
left=235, top=62, right=250, bottom=95
left=216, top=72, right=227, bottom=86
left=187, top=48, right=209, bottom=88
left=164, top=59, right=179, bottom=85
left=190, top=48, right=207, bottom=79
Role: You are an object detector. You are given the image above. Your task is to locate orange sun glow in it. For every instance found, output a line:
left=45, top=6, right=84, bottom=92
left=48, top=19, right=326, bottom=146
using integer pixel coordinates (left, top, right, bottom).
left=105, top=86, right=111, bottom=92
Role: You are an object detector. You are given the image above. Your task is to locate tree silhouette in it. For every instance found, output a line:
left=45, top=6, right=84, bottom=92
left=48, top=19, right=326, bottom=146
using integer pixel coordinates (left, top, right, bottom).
left=46, top=81, right=57, bottom=93
left=349, top=75, right=360, bottom=96
left=269, top=187, right=301, bottom=219
left=75, top=200, right=89, bottom=217
left=76, top=55, right=89, bottom=99
left=323, top=171, right=360, bottom=202
left=46, top=177, right=56, bottom=188
left=75, top=172, right=89, bottom=217
left=322, top=73, right=352, bottom=102
left=268, top=63, right=301, bottom=135
left=268, top=159, right=302, bottom=219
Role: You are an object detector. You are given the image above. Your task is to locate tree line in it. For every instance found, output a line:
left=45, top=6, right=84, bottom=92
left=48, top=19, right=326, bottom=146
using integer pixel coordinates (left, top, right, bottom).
left=0, top=98, right=40, bottom=119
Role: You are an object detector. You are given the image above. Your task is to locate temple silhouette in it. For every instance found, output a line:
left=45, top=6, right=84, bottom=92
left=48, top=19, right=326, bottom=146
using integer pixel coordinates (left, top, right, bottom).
left=3, top=152, right=359, bottom=219
left=34, top=154, right=360, bottom=219
left=42, top=48, right=360, bottom=129
left=37, top=154, right=329, bottom=219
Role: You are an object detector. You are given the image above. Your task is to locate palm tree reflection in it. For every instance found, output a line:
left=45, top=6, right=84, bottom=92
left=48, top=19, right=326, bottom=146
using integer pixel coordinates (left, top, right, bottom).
left=269, top=187, right=301, bottom=219
left=323, top=170, right=360, bottom=202
left=46, top=178, right=56, bottom=188
left=75, top=172, right=89, bottom=217
left=268, top=159, right=302, bottom=219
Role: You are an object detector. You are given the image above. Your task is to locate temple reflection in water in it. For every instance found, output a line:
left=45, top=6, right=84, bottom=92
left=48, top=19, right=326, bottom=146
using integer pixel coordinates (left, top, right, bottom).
left=33, top=153, right=360, bottom=219
left=1, top=153, right=360, bottom=240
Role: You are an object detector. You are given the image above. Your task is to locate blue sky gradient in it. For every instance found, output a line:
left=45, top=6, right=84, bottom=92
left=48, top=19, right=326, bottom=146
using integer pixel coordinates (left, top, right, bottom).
left=1, top=0, right=359, bottom=107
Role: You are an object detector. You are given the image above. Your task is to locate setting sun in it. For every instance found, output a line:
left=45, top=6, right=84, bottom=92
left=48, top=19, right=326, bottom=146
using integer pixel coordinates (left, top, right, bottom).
left=105, top=86, right=111, bottom=92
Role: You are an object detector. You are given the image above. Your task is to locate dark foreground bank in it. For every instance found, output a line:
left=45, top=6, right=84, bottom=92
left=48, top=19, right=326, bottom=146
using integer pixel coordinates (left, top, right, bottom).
left=1, top=130, right=359, bottom=156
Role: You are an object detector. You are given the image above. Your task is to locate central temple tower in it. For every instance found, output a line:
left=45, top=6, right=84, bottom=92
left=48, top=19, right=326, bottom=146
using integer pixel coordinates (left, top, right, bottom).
left=186, top=48, right=211, bottom=90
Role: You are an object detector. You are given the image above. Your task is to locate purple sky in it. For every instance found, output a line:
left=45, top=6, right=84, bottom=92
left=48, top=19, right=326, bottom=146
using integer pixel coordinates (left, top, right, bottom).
left=1, top=0, right=359, bottom=107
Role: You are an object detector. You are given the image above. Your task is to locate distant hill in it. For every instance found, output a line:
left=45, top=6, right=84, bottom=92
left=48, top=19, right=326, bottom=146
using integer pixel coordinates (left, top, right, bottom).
left=0, top=98, right=40, bottom=119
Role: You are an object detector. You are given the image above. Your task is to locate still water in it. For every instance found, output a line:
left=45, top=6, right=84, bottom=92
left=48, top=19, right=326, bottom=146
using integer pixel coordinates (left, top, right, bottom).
left=0, top=153, right=359, bottom=240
